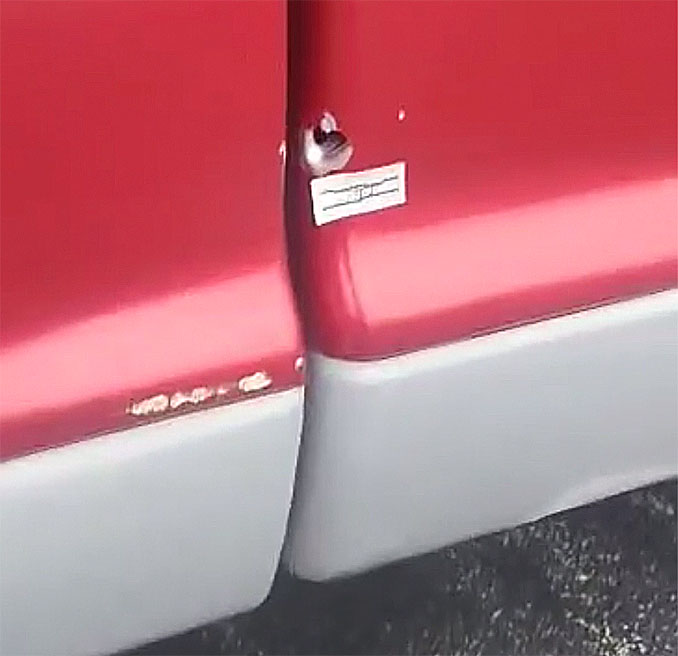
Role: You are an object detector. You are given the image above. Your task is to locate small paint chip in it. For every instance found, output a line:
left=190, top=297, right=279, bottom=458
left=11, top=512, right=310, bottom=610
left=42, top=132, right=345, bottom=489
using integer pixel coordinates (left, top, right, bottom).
left=127, top=394, right=169, bottom=416
left=216, top=384, right=232, bottom=396
left=169, top=386, right=216, bottom=410
left=127, top=374, right=271, bottom=417
left=397, top=108, right=406, bottom=121
left=294, top=356, right=305, bottom=373
left=238, top=371, right=272, bottom=393
left=169, top=392, right=188, bottom=410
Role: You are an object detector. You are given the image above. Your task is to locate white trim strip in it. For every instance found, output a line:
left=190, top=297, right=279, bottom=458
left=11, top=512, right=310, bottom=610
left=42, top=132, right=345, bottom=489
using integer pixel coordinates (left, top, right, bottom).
left=0, top=388, right=303, bottom=656
left=285, top=292, right=678, bottom=580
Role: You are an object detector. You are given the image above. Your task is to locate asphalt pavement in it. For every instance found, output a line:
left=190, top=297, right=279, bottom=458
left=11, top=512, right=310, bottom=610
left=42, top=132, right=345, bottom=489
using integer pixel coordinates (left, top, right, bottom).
left=128, top=479, right=677, bottom=656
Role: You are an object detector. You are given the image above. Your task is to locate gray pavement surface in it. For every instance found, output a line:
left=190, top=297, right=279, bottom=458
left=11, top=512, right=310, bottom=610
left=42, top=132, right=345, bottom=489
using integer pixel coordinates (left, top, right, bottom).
left=128, top=480, right=677, bottom=655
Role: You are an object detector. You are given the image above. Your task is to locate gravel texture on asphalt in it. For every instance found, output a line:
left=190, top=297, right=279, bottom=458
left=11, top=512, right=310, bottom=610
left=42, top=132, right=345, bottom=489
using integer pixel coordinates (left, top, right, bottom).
left=128, top=480, right=677, bottom=656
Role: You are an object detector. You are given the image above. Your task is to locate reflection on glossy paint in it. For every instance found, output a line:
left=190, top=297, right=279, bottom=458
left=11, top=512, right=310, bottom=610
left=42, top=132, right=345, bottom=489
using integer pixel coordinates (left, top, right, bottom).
left=349, top=179, right=677, bottom=323
left=342, top=179, right=677, bottom=356
left=0, top=266, right=298, bottom=422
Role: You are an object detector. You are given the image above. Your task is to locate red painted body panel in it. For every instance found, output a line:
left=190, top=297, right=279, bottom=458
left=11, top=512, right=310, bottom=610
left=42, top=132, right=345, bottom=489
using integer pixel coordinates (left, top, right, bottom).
left=286, top=0, right=677, bottom=360
left=1, top=1, right=302, bottom=460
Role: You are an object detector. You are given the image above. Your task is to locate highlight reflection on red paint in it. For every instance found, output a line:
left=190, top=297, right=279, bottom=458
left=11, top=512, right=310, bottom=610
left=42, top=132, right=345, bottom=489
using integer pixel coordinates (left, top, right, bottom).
left=348, top=179, right=678, bottom=355
left=0, top=266, right=303, bottom=458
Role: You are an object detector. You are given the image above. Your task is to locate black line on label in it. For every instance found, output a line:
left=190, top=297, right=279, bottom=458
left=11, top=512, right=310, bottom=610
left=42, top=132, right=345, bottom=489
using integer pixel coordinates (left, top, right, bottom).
left=322, top=187, right=400, bottom=211
left=320, top=175, right=399, bottom=196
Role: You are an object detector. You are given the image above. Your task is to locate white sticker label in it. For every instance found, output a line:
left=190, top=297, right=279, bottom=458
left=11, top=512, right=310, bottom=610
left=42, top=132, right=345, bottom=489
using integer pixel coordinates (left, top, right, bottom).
left=310, top=162, right=406, bottom=226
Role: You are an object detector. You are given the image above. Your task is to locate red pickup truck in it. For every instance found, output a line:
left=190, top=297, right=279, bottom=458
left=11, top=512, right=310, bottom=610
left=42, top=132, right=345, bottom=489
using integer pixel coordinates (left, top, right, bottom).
left=1, top=2, right=676, bottom=654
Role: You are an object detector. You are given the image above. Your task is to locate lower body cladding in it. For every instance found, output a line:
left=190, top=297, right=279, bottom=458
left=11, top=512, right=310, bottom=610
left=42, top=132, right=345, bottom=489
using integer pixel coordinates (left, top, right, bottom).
left=0, top=388, right=303, bottom=656
left=284, top=291, right=678, bottom=581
